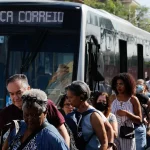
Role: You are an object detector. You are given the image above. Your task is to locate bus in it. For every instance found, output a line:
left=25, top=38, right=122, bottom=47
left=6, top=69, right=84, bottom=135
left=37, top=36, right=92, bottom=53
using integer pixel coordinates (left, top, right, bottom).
left=0, top=0, right=150, bottom=108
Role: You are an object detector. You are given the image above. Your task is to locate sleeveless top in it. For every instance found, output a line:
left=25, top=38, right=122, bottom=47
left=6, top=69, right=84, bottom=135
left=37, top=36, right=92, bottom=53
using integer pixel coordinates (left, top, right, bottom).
left=111, top=98, right=134, bottom=127
left=82, top=106, right=107, bottom=150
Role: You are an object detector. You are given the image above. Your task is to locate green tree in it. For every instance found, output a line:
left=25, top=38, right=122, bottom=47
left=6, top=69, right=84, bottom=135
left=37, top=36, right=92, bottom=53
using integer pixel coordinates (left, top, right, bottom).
left=135, top=6, right=150, bottom=30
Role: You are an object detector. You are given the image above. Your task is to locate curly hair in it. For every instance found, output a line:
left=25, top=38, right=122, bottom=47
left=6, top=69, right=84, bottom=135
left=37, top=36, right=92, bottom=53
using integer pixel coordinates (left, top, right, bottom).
left=111, top=73, right=136, bottom=96
left=91, top=92, right=111, bottom=117
left=22, top=89, right=47, bottom=112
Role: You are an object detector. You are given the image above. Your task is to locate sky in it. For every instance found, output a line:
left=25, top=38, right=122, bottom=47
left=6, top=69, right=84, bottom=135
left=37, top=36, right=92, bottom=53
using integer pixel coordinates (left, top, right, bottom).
left=136, top=0, right=150, bottom=7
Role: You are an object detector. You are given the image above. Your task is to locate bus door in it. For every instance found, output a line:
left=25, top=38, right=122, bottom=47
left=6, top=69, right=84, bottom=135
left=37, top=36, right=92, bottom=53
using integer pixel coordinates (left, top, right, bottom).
left=85, top=35, right=104, bottom=91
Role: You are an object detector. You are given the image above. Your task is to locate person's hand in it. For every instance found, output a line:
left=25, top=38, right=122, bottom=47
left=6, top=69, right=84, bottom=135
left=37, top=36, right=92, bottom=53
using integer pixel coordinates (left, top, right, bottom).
left=117, top=110, right=127, bottom=116
left=107, top=147, right=113, bottom=150
left=107, top=143, right=117, bottom=150
left=143, top=117, right=148, bottom=125
left=147, top=127, right=150, bottom=137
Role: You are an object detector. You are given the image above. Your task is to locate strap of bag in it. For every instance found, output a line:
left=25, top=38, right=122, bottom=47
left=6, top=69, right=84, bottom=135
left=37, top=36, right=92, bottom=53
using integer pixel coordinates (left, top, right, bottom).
left=82, top=109, right=96, bottom=117
left=9, top=122, right=48, bottom=150
left=82, top=109, right=96, bottom=144
left=17, top=122, right=48, bottom=150
left=0, top=120, right=20, bottom=150
left=85, top=132, right=94, bottom=145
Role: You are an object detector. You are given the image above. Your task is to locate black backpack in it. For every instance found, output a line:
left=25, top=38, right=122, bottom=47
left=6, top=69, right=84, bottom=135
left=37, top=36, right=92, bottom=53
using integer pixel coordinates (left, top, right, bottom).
left=65, top=109, right=96, bottom=150
left=0, top=120, right=20, bottom=150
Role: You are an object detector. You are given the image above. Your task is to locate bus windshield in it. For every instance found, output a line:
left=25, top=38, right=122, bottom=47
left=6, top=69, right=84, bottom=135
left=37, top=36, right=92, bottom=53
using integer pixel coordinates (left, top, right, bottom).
left=0, top=2, right=81, bottom=108
left=0, top=31, right=79, bottom=107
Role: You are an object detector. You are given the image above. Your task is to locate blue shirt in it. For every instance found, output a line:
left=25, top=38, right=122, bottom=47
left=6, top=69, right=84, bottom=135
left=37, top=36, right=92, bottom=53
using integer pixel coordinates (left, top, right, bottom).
left=8, top=120, right=69, bottom=150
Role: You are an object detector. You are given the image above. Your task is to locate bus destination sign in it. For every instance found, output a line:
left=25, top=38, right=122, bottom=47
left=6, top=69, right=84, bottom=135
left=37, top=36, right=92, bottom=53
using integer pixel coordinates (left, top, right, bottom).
left=0, top=11, right=64, bottom=25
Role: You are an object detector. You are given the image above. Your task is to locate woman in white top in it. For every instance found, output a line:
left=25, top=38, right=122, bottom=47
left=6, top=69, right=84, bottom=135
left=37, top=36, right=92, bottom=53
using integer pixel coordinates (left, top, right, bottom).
left=110, top=73, right=142, bottom=150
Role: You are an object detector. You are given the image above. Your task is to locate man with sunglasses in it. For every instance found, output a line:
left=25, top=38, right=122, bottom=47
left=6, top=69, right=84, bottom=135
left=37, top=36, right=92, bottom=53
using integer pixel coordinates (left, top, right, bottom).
left=0, top=74, right=70, bottom=148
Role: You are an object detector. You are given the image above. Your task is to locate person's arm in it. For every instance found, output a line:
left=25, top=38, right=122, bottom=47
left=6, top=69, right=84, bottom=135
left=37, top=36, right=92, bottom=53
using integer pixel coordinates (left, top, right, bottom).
left=109, top=114, right=118, bottom=138
left=117, top=96, right=142, bottom=124
left=46, top=100, right=70, bottom=147
left=2, top=139, right=8, bottom=150
left=91, top=112, right=108, bottom=150
left=104, top=121, right=114, bottom=144
left=57, top=124, right=70, bottom=148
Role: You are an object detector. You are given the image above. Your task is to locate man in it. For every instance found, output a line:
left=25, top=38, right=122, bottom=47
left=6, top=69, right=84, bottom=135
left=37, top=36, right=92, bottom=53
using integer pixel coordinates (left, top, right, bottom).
left=135, top=79, right=150, bottom=150
left=0, top=74, right=70, bottom=147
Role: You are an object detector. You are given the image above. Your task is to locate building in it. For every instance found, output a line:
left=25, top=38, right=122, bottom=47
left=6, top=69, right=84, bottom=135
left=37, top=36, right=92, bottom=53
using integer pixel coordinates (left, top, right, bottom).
left=121, top=0, right=140, bottom=6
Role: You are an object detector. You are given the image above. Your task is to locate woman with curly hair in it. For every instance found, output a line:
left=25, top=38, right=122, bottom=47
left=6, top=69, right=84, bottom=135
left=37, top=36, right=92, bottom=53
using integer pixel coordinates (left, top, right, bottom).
left=92, top=92, right=118, bottom=138
left=110, top=73, right=142, bottom=150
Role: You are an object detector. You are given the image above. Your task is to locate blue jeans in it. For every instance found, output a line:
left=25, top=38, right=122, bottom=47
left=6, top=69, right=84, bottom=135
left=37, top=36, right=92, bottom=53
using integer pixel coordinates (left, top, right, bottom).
left=135, top=124, right=146, bottom=150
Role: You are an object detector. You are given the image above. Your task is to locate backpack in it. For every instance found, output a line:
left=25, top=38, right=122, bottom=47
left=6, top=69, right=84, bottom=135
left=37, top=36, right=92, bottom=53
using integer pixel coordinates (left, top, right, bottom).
left=65, top=109, right=96, bottom=150
left=0, top=120, right=20, bottom=149
left=64, top=123, right=78, bottom=150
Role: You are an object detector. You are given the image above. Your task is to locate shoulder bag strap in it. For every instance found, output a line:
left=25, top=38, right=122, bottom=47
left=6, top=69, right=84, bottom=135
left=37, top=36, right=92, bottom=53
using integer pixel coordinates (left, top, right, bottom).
left=17, top=123, right=48, bottom=150
left=82, top=109, right=96, bottom=144
left=9, top=122, right=48, bottom=150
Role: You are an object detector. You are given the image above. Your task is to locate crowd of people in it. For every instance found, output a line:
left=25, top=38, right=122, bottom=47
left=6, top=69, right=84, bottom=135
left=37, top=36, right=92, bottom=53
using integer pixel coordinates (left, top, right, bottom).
left=0, top=73, right=150, bottom=150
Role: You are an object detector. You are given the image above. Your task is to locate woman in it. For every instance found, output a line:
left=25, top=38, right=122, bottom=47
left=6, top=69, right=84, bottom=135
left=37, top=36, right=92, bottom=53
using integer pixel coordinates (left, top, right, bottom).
left=7, top=89, right=69, bottom=150
left=110, top=73, right=142, bottom=150
left=65, top=81, right=114, bottom=150
left=59, top=94, right=73, bottom=117
left=92, top=92, right=118, bottom=138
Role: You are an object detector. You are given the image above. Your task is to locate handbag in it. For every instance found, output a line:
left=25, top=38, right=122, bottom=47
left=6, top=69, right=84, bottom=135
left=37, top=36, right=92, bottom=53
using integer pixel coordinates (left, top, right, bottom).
left=120, top=121, right=134, bottom=139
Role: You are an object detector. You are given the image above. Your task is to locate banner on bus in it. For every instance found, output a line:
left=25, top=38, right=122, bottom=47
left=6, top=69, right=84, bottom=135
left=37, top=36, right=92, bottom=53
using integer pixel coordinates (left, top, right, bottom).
left=0, top=11, right=64, bottom=25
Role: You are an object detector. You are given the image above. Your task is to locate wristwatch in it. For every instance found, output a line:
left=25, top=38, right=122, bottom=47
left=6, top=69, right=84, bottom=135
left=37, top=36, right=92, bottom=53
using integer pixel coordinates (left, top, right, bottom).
left=108, top=143, right=114, bottom=148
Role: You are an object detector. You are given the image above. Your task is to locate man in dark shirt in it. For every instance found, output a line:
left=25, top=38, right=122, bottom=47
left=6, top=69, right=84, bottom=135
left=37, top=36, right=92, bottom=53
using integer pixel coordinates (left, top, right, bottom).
left=0, top=74, right=70, bottom=147
left=136, top=93, right=150, bottom=105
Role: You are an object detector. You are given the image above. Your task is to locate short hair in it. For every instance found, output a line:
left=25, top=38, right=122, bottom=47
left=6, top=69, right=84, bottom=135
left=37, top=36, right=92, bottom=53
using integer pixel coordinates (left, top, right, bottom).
left=22, top=89, right=47, bottom=112
left=6, top=74, right=29, bottom=87
left=65, top=81, right=91, bottom=100
left=59, top=94, right=67, bottom=108
left=111, top=73, right=136, bottom=97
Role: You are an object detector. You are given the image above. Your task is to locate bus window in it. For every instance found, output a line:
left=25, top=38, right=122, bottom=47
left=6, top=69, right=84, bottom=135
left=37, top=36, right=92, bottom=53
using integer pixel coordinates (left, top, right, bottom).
left=127, top=43, right=138, bottom=79
left=137, top=44, right=143, bottom=79
left=119, top=40, right=127, bottom=73
left=143, top=44, right=150, bottom=80
left=5, top=33, right=78, bottom=104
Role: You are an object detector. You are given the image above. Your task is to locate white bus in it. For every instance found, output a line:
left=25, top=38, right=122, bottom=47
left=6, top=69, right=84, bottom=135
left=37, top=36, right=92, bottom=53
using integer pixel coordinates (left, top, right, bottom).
left=0, top=0, right=150, bottom=107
